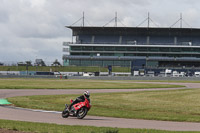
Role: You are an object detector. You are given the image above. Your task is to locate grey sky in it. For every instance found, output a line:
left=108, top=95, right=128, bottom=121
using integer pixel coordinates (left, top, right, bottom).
left=0, top=0, right=200, bottom=64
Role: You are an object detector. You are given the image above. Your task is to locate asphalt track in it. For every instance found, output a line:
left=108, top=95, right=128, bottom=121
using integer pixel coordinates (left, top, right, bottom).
left=0, top=82, right=200, bottom=131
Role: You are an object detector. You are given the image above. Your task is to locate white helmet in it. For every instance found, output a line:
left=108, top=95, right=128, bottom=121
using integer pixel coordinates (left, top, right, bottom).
left=84, top=91, right=90, bottom=98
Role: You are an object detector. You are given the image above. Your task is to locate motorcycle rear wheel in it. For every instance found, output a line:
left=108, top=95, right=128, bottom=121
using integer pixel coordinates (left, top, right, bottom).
left=77, top=107, right=88, bottom=119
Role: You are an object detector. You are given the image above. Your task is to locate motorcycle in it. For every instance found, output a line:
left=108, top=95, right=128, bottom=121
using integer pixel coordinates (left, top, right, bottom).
left=62, top=97, right=91, bottom=119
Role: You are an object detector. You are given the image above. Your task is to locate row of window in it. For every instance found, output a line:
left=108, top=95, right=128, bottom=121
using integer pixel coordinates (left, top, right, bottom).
left=68, top=60, right=130, bottom=67
left=70, top=53, right=200, bottom=58
left=78, top=35, right=200, bottom=45
left=70, top=46, right=200, bottom=53
left=66, top=59, right=200, bottom=67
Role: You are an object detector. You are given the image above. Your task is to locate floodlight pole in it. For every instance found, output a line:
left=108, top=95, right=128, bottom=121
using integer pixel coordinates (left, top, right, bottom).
left=180, top=13, right=182, bottom=28
left=148, top=12, right=150, bottom=28
left=83, top=12, right=85, bottom=27
left=115, top=12, right=117, bottom=27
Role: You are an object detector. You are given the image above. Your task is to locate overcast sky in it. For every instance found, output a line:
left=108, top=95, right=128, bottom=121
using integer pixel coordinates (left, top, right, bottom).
left=1, top=0, right=200, bottom=65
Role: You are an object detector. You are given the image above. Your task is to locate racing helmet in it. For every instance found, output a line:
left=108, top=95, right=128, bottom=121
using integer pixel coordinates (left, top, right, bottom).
left=83, top=91, right=90, bottom=98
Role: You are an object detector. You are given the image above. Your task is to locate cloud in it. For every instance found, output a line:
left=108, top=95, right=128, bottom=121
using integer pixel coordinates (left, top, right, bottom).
left=1, top=0, right=200, bottom=64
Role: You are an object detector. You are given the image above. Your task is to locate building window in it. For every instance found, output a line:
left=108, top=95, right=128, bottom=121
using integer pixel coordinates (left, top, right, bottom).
left=71, top=46, right=82, bottom=51
left=171, top=48, right=181, bottom=52
left=159, top=47, right=169, bottom=52
left=127, top=47, right=136, bottom=51
left=104, top=47, right=115, bottom=51
left=137, top=47, right=148, bottom=51
left=115, top=47, right=126, bottom=51
left=82, top=46, right=93, bottom=51
left=149, top=47, right=159, bottom=52
left=93, top=46, right=104, bottom=51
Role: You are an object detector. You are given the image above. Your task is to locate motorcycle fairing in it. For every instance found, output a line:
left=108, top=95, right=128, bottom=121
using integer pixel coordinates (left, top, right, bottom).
left=73, top=102, right=85, bottom=110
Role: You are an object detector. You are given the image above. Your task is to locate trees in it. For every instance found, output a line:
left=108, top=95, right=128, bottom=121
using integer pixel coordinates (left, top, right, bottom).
left=35, top=59, right=46, bottom=66
left=51, top=59, right=62, bottom=66
left=25, top=61, right=32, bottom=66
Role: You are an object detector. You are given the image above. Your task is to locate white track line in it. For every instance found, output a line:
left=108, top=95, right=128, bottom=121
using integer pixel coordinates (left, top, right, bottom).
left=1, top=105, right=61, bottom=114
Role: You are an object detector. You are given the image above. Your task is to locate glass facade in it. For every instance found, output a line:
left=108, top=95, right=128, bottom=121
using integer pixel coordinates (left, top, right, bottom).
left=63, top=26, right=200, bottom=68
left=64, top=45, right=200, bottom=67
left=69, top=46, right=200, bottom=57
left=67, top=59, right=130, bottom=67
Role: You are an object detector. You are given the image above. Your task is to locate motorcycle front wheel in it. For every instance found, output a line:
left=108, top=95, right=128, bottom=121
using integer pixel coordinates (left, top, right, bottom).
left=62, top=107, right=69, bottom=118
left=77, top=107, right=88, bottom=119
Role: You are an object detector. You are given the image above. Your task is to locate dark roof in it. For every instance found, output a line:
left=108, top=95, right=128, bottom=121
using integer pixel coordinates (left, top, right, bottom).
left=66, top=26, right=200, bottom=37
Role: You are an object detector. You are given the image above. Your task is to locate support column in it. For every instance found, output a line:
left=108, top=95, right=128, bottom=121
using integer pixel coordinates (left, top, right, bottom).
left=174, top=36, right=177, bottom=45
left=91, top=35, right=95, bottom=43
left=119, top=36, right=122, bottom=44
left=147, top=36, right=150, bottom=45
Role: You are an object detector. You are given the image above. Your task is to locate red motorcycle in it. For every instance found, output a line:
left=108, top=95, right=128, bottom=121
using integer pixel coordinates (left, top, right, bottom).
left=62, top=97, right=91, bottom=119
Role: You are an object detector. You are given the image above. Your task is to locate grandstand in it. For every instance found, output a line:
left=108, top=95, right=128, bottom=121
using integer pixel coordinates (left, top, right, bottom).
left=63, top=24, right=200, bottom=75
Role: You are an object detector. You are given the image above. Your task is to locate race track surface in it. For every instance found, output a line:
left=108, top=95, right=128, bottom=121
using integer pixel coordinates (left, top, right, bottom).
left=0, top=82, right=200, bottom=131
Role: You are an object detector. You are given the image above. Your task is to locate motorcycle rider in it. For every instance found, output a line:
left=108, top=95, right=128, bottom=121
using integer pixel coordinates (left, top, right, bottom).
left=68, top=91, right=90, bottom=111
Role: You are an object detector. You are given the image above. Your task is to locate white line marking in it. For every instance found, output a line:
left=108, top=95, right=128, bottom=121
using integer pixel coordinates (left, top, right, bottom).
left=1, top=105, right=62, bottom=114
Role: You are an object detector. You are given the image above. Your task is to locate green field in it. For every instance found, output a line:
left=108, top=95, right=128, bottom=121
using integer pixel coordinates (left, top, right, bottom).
left=0, top=119, right=198, bottom=133
left=8, top=88, right=200, bottom=122
left=0, top=65, right=130, bottom=72
left=2, top=79, right=199, bottom=132
left=0, top=79, right=184, bottom=89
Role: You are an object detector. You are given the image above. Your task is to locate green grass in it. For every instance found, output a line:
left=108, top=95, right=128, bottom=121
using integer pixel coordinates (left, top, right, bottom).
left=0, top=66, right=130, bottom=72
left=0, top=119, right=198, bottom=133
left=131, top=80, right=200, bottom=83
left=0, top=79, right=184, bottom=89
left=8, top=88, right=200, bottom=122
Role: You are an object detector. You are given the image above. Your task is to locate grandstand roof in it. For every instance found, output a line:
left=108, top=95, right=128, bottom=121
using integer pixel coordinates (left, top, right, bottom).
left=67, top=26, right=200, bottom=37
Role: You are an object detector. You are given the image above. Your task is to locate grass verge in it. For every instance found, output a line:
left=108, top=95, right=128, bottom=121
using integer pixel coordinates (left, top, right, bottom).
left=0, top=66, right=130, bottom=72
left=8, top=88, right=200, bottom=122
left=0, top=119, right=198, bottom=133
left=0, top=79, right=184, bottom=89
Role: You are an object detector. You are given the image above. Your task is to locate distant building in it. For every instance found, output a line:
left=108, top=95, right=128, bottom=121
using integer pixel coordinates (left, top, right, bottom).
left=17, top=62, right=27, bottom=66
left=17, top=61, right=32, bottom=66
left=63, top=26, right=200, bottom=74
